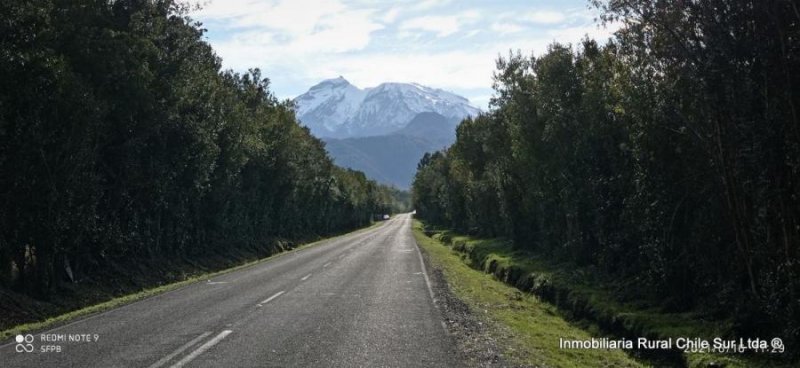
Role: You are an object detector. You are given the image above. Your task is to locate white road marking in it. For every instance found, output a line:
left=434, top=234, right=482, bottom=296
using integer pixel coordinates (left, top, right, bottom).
left=206, top=280, right=228, bottom=285
left=1, top=221, right=392, bottom=351
left=301, top=273, right=312, bottom=281
left=413, top=233, right=437, bottom=302
left=169, top=330, right=232, bottom=368
left=409, top=216, right=449, bottom=335
left=257, top=291, right=285, bottom=306
left=147, top=331, right=212, bottom=368
left=323, top=262, right=331, bottom=268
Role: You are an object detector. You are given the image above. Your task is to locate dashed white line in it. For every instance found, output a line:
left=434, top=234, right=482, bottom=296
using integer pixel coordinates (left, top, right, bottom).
left=257, top=291, right=285, bottom=306
left=301, top=273, right=312, bottom=281
left=323, top=262, right=331, bottom=268
left=147, top=331, right=212, bottom=368
left=169, top=330, right=232, bottom=368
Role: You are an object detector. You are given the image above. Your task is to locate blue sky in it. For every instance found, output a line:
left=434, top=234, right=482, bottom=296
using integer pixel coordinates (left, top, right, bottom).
left=190, top=0, right=619, bottom=109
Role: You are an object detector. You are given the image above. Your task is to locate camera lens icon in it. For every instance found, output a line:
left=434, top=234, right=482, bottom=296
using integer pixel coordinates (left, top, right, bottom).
left=15, top=334, right=34, bottom=353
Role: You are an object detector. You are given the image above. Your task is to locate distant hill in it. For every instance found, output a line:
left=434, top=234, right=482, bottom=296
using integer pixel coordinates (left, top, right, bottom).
left=323, top=112, right=464, bottom=189
left=394, top=112, right=461, bottom=148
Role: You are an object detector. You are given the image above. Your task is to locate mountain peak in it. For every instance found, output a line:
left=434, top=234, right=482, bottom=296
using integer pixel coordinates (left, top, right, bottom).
left=310, top=75, right=352, bottom=89
left=294, top=79, right=479, bottom=138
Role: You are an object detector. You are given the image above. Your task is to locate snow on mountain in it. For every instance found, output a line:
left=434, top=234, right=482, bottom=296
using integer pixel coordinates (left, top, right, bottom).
left=294, top=77, right=480, bottom=138
left=294, top=76, right=367, bottom=136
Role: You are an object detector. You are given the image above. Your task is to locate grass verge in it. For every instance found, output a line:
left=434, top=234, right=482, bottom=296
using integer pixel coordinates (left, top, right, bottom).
left=1, top=221, right=384, bottom=342
left=413, top=220, right=643, bottom=368
left=414, top=220, right=790, bottom=368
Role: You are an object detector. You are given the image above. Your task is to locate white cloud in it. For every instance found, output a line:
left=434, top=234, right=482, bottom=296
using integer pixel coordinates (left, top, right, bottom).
left=399, top=10, right=480, bottom=38
left=523, top=10, right=566, bottom=24
left=196, top=0, right=340, bottom=35
left=190, top=0, right=623, bottom=108
left=399, top=15, right=460, bottom=37
left=396, top=30, right=423, bottom=40
left=381, top=7, right=401, bottom=24
left=464, top=29, right=481, bottom=38
left=490, top=22, right=525, bottom=35
left=193, top=0, right=382, bottom=53
left=306, top=50, right=496, bottom=91
left=209, top=24, right=622, bottom=96
left=409, top=0, right=453, bottom=12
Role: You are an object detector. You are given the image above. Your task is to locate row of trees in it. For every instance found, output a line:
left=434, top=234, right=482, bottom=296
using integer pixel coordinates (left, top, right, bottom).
left=0, top=0, right=404, bottom=298
left=414, top=0, right=799, bottom=351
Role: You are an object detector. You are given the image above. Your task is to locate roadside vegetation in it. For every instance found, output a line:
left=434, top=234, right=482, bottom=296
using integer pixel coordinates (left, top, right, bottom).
left=413, top=220, right=644, bottom=368
left=0, top=0, right=409, bottom=331
left=416, top=221, right=791, bottom=368
left=413, top=0, right=799, bottom=364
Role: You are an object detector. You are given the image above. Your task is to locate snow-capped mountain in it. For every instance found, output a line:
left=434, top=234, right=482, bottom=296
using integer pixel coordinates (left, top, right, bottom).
left=294, top=77, right=480, bottom=138
left=294, top=77, right=366, bottom=136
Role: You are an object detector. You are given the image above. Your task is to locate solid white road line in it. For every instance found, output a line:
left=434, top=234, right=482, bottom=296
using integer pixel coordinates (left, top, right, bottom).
left=147, top=332, right=212, bottom=368
left=169, top=330, right=232, bottom=368
left=408, top=216, right=449, bottom=334
left=301, top=273, right=312, bottom=281
left=411, top=224, right=437, bottom=303
left=258, top=291, right=285, bottom=306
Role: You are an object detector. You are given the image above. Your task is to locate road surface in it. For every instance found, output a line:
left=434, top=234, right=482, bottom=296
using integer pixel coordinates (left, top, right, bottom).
left=1, top=214, right=456, bottom=367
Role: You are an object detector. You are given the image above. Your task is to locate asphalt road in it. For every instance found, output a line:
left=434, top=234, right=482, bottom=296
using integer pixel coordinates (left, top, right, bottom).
left=1, top=214, right=457, bottom=367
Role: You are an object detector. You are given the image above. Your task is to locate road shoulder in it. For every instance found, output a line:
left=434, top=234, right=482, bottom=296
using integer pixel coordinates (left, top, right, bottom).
left=412, top=219, right=643, bottom=368
left=415, top=229, right=509, bottom=367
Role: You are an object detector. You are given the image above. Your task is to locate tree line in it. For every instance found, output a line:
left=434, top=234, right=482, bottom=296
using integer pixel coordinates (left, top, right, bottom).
left=0, top=0, right=406, bottom=299
left=413, top=0, right=799, bottom=352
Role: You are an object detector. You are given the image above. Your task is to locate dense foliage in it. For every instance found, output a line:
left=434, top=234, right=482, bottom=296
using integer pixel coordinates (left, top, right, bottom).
left=414, top=0, right=799, bottom=352
left=0, top=0, right=405, bottom=298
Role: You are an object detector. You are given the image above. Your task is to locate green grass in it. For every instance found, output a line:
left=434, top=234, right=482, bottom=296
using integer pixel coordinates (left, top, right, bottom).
left=414, top=221, right=644, bottom=367
left=417, top=222, right=790, bottom=368
left=1, top=221, right=384, bottom=342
